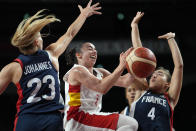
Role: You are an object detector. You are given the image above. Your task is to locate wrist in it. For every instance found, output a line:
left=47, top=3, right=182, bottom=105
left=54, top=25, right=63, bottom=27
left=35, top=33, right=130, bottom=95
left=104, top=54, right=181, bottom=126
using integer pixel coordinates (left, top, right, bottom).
left=116, top=64, right=124, bottom=73
left=131, top=24, right=138, bottom=28
left=80, top=12, right=88, bottom=18
left=167, top=37, right=174, bottom=40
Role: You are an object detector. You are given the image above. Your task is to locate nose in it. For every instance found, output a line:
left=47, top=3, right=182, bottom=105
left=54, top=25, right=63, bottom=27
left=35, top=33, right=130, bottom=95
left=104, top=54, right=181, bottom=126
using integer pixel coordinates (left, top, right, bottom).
left=92, top=49, right=97, bottom=54
left=152, top=73, right=157, bottom=79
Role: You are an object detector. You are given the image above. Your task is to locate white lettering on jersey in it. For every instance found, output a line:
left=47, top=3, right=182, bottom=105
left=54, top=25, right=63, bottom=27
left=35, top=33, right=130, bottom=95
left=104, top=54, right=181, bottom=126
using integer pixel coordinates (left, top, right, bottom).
left=141, top=96, right=167, bottom=107
left=24, top=61, right=52, bottom=75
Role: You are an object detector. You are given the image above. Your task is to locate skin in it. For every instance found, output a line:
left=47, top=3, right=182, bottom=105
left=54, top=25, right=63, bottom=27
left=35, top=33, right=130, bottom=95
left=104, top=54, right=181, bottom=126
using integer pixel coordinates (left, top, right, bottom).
left=121, top=78, right=147, bottom=114
left=0, top=0, right=102, bottom=95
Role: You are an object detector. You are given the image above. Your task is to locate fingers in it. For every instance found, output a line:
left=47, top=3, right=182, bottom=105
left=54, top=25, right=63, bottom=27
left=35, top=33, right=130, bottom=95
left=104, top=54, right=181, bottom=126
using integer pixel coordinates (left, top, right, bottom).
left=136, top=11, right=144, bottom=17
left=158, top=32, right=175, bottom=39
left=120, top=52, right=124, bottom=57
left=158, top=34, right=166, bottom=39
left=93, top=11, right=102, bottom=15
left=92, top=2, right=102, bottom=12
left=93, top=6, right=102, bottom=11
left=92, top=2, right=100, bottom=8
left=124, top=48, right=132, bottom=56
left=78, top=5, right=83, bottom=12
left=87, top=0, right=92, bottom=7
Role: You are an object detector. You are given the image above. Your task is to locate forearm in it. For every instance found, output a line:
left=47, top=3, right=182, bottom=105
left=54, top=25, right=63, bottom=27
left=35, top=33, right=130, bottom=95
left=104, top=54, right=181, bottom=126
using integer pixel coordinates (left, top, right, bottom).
left=131, top=24, right=142, bottom=48
left=168, top=38, right=183, bottom=67
left=66, top=13, right=88, bottom=38
left=168, top=38, right=183, bottom=107
left=115, top=73, right=134, bottom=87
left=99, top=65, right=124, bottom=94
left=49, top=13, right=88, bottom=57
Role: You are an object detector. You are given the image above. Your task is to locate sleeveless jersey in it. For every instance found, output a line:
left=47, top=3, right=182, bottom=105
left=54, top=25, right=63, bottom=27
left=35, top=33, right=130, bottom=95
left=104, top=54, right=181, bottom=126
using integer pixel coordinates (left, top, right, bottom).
left=63, top=65, right=103, bottom=121
left=130, top=91, right=173, bottom=131
left=123, top=106, right=131, bottom=116
left=14, top=50, right=64, bottom=116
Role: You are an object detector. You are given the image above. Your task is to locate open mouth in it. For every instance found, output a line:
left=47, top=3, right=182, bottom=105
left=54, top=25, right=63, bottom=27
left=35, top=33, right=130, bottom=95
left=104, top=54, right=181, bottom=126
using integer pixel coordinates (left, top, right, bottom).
left=90, top=55, right=96, bottom=59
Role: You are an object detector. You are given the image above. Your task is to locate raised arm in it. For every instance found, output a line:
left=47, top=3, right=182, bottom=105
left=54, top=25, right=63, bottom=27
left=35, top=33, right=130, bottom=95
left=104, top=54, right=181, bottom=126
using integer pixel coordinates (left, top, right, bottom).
left=46, top=0, right=102, bottom=58
left=131, top=11, right=144, bottom=48
left=158, top=32, right=183, bottom=108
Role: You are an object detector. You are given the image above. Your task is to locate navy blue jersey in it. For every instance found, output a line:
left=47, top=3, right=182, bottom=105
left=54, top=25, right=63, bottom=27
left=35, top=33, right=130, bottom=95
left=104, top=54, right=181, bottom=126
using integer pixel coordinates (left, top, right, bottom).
left=131, top=91, right=173, bottom=131
left=14, top=50, right=64, bottom=116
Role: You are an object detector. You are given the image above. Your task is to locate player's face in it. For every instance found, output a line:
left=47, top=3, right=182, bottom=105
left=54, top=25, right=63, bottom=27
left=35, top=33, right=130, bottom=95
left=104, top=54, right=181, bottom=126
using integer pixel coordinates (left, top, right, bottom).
left=126, top=86, right=136, bottom=104
left=149, top=69, right=168, bottom=93
left=35, top=32, right=43, bottom=50
left=80, top=42, right=97, bottom=67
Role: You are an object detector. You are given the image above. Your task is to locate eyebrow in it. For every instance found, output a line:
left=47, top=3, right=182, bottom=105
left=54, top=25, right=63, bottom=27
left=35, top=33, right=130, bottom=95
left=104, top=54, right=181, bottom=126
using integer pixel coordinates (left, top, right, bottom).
left=155, top=71, right=165, bottom=75
left=87, top=45, right=96, bottom=50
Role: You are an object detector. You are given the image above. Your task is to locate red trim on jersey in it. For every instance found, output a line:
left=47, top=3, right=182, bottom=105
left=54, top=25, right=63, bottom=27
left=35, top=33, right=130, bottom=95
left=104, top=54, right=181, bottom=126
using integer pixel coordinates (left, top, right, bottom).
left=14, top=58, right=23, bottom=70
left=69, top=84, right=80, bottom=93
left=164, top=93, right=174, bottom=131
left=67, top=106, right=119, bottom=130
left=13, top=83, right=24, bottom=131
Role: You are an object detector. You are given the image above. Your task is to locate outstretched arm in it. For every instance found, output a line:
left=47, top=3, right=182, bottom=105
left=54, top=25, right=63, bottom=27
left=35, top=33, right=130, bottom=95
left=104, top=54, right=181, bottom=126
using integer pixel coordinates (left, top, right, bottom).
left=158, top=32, right=183, bottom=108
left=98, top=68, right=135, bottom=88
left=46, top=0, right=102, bottom=58
left=68, top=48, right=131, bottom=94
left=131, top=11, right=144, bottom=48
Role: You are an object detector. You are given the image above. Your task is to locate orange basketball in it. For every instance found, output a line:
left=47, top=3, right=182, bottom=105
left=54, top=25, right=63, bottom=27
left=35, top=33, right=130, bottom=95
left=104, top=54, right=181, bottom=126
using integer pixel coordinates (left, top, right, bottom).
left=126, top=47, right=157, bottom=78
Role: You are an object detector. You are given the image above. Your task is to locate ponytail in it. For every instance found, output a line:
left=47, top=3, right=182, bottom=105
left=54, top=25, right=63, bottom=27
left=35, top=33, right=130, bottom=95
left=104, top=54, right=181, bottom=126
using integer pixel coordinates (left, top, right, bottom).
left=65, top=43, right=84, bottom=66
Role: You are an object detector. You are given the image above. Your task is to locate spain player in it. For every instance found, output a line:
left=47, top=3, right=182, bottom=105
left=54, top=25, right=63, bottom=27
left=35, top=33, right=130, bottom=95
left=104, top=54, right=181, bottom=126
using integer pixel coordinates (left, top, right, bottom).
left=63, top=41, right=138, bottom=131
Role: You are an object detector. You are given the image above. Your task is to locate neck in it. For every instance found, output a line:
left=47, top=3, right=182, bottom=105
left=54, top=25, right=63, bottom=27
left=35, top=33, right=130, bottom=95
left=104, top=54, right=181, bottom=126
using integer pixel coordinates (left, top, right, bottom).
left=78, top=62, right=94, bottom=74
left=24, top=49, right=38, bottom=55
left=149, top=87, right=165, bottom=94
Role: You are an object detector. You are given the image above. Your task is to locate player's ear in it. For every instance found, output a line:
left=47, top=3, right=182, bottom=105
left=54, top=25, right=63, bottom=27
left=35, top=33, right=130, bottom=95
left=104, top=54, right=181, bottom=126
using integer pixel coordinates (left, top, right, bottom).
left=165, top=82, right=170, bottom=92
left=34, top=39, right=38, bottom=46
left=76, top=52, right=82, bottom=59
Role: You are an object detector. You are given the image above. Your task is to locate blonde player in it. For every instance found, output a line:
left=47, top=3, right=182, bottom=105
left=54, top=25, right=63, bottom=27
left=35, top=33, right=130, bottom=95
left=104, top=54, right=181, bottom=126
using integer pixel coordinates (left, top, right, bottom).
left=0, top=0, right=101, bottom=130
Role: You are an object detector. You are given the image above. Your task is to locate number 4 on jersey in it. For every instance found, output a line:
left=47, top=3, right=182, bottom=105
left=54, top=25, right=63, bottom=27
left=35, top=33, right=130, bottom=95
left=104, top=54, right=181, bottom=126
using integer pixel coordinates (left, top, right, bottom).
left=148, top=107, right=155, bottom=120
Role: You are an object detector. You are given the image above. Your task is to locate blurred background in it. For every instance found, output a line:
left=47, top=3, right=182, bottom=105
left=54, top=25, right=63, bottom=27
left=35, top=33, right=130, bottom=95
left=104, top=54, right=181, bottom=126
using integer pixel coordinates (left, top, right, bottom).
left=0, top=0, right=195, bottom=130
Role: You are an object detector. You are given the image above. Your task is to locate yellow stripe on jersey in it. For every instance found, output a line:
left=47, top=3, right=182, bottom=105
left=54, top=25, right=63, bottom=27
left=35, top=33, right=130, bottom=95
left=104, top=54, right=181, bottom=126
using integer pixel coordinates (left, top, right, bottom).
left=68, top=92, right=81, bottom=106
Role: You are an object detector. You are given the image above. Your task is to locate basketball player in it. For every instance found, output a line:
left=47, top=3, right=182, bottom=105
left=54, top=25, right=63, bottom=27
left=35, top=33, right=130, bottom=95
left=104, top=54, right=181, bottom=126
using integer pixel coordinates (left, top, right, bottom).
left=125, top=11, right=183, bottom=131
left=63, top=42, right=138, bottom=131
left=0, top=1, right=101, bottom=131
left=121, top=79, right=147, bottom=115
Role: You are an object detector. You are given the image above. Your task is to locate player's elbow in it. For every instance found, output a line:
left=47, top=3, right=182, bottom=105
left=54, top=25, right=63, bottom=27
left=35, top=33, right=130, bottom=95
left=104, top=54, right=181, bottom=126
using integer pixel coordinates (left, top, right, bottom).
left=101, top=89, right=108, bottom=95
left=66, top=27, right=77, bottom=38
left=176, top=63, right=183, bottom=69
left=179, top=63, right=184, bottom=68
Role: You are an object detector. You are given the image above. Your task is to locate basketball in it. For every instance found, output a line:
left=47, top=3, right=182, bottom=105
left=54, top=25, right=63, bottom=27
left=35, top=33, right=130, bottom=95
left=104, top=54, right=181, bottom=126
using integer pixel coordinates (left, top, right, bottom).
left=126, top=47, right=157, bottom=78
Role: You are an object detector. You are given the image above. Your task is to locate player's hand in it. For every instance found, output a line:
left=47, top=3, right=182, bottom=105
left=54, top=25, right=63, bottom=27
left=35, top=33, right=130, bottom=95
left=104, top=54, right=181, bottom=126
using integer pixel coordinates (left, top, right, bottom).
left=131, top=11, right=144, bottom=27
left=119, top=48, right=133, bottom=68
left=78, top=0, right=102, bottom=18
left=158, top=32, right=175, bottom=40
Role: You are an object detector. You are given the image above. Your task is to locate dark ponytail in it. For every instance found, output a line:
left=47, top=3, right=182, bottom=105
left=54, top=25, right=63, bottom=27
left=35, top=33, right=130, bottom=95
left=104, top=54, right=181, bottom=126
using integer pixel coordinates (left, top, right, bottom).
left=65, top=43, right=84, bottom=66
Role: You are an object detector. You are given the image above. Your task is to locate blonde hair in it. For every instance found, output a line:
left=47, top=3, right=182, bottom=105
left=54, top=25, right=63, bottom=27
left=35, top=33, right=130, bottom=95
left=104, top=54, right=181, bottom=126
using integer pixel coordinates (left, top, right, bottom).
left=11, top=9, right=60, bottom=50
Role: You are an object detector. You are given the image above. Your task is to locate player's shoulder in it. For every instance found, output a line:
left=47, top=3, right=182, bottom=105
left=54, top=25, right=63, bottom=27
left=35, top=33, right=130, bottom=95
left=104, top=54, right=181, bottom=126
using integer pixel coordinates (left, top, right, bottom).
left=96, top=68, right=110, bottom=77
left=69, top=65, right=88, bottom=76
left=120, top=109, right=125, bottom=114
left=1, top=62, right=22, bottom=79
left=6, top=62, right=21, bottom=70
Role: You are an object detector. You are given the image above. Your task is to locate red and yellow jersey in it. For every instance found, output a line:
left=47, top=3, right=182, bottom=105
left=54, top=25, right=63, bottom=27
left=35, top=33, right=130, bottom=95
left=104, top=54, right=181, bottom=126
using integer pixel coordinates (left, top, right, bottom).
left=63, top=65, right=103, bottom=118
